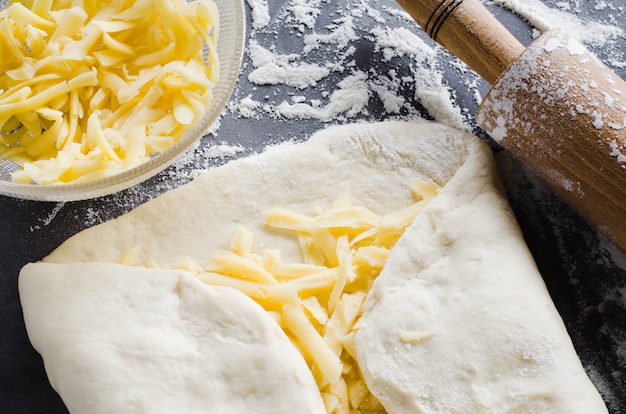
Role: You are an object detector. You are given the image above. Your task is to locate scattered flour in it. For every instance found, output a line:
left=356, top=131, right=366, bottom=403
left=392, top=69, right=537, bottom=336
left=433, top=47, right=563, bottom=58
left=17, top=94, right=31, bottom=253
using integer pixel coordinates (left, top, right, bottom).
left=30, top=202, right=65, bottom=231
left=247, top=39, right=331, bottom=89
left=245, top=0, right=269, bottom=29
left=492, top=0, right=625, bottom=52
left=235, top=0, right=468, bottom=130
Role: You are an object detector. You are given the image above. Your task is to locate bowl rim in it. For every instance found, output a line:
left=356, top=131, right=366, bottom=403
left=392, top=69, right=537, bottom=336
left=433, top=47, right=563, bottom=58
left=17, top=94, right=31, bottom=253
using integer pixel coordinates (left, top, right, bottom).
left=0, top=0, right=247, bottom=202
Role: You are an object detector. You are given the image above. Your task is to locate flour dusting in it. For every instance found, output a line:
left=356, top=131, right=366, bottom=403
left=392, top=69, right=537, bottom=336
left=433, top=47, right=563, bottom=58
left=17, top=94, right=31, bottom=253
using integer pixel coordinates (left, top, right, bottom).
left=492, top=0, right=625, bottom=56
left=30, top=202, right=66, bottom=231
left=235, top=0, right=468, bottom=130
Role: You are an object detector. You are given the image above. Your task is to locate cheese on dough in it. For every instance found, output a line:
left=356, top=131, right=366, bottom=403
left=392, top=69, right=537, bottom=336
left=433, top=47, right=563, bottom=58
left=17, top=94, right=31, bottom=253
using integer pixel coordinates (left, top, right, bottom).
left=19, top=262, right=325, bottom=414
left=29, top=121, right=606, bottom=412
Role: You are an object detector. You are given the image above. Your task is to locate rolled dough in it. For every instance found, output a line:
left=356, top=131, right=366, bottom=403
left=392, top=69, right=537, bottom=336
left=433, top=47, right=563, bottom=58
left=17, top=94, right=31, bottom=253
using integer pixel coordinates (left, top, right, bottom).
left=20, top=121, right=607, bottom=413
left=19, top=262, right=325, bottom=414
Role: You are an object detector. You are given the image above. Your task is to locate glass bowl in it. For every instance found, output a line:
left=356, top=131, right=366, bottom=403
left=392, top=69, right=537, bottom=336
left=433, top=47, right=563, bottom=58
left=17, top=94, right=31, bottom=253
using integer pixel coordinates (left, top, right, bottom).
left=0, top=0, right=245, bottom=201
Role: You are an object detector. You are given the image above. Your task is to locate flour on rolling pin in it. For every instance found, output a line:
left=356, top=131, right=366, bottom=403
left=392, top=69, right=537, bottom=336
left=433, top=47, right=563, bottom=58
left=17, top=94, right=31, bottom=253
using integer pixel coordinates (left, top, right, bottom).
left=477, top=30, right=626, bottom=250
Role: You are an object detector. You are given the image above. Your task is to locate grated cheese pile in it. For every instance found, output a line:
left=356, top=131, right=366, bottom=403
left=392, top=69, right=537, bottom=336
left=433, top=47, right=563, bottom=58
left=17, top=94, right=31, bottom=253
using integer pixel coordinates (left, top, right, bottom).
left=118, top=179, right=439, bottom=414
left=0, top=0, right=219, bottom=184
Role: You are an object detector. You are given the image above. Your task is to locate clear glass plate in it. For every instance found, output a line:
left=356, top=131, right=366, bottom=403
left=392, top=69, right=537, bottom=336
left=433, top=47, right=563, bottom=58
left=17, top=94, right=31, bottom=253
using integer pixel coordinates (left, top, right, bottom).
left=0, top=0, right=245, bottom=201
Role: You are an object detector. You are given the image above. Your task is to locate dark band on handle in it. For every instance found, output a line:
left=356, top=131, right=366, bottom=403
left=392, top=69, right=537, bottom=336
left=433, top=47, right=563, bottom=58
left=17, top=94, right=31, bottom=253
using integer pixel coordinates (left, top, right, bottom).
left=425, top=0, right=466, bottom=41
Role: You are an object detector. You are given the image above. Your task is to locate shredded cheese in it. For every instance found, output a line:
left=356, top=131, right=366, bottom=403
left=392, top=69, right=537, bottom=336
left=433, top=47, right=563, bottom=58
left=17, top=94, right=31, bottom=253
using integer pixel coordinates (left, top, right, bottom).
left=0, top=0, right=219, bottom=184
left=399, top=330, right=436, bottom=344
left=117, top=180, right=439, bottom=413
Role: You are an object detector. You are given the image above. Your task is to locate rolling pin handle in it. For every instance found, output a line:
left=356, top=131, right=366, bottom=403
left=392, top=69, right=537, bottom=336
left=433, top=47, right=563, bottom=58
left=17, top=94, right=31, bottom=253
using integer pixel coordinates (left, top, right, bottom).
left=396, top=0, right=525, bottom=84
left=425, top=0, right=466, bottom=42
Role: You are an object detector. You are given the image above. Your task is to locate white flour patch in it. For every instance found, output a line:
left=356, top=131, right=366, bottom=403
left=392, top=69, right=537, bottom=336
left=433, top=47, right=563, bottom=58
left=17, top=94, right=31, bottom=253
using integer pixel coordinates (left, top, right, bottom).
left=245, top=0, right=269, bottom=29
left=247, top=40, right=332, bottom=89
left=30, top=202, right=66, bottom=231
left=492, top=0, right=625, bottom=55
left=276, top=71, right=371, bottom=121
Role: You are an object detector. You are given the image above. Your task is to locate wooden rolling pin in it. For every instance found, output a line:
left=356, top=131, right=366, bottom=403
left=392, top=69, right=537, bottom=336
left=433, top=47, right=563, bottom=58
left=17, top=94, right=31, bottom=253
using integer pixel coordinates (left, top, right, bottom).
left=397, top=0, right=626, bottom=252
